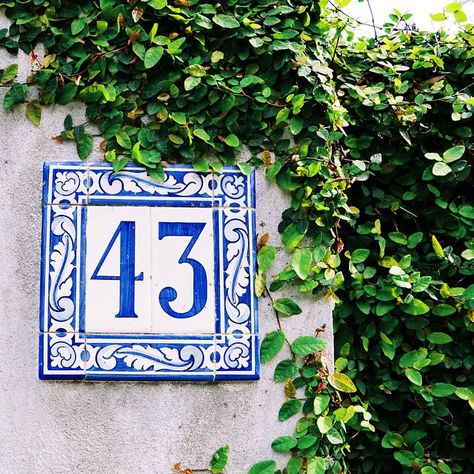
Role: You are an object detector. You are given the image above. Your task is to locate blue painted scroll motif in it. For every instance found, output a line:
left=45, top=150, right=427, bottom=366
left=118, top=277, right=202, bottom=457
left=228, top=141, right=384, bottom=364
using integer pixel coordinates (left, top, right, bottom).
left=39, top=163, right=258, bottom=381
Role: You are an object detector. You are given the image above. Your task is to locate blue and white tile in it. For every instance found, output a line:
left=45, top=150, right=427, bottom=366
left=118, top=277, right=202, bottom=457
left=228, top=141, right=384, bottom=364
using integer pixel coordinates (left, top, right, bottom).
left=39, top=332, right=86, bottom=380
left=150, top=207, right=216, bottom=334
left=214, top=334, right=259, bottom=381
left=84, top=205, right=152, bottom=334
left=40, top=162, right=259, bottom=381
left=87, top=163, right=214, bottom=207
left=42, top=162, right=88, bottom=206
left=214, top=208, right=257, bottom=335
left=40, top=200, right=85, bottom=333
left=84, top=333, right=216, bottom=381
left=212, top=166, right=256, bottom=209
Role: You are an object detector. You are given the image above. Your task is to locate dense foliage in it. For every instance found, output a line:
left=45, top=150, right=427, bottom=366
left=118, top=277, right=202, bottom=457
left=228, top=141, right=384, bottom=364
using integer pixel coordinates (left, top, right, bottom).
left=0, top=0, right=472, bottom=473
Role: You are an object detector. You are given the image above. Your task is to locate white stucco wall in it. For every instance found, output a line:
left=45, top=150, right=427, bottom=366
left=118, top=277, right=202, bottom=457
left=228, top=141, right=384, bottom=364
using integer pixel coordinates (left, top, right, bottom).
left=0, top=16, right=333, bottom=474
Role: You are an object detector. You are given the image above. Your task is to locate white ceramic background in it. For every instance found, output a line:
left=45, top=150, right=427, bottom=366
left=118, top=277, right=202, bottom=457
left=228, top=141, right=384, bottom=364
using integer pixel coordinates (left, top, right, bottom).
left=85, top=206, right=215, bottom=335
left=150, top=207, right=215, bottom=334
left=85, top=206, right=152, bottom=333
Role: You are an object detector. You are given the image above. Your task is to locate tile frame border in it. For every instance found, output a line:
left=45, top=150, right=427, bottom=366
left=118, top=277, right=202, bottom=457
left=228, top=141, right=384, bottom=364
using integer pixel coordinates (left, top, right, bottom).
left=39, top=162, right=258, bottom=381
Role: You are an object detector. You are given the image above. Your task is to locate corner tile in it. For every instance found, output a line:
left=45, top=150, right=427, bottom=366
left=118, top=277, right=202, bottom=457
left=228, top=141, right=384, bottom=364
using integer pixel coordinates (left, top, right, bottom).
left=214, top=334, right=260, bottom=381
left=39, top=332, right=86, bottom=380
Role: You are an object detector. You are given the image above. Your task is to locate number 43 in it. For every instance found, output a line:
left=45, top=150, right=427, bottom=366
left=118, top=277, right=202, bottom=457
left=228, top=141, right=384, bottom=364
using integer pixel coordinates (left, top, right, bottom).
left=91, top=221, right=208, bottom=319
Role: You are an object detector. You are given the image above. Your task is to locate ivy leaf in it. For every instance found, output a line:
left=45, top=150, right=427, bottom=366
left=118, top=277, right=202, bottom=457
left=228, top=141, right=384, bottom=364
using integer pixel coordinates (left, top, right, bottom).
left=26, top=100, right=41, bottom=126
left=248, top=460, right=276, bottom=474
left=432, top=304, right=456, bottom=316
left=171, top=111, right=186, bottom=124
left=148, top=0, right=167, bottom=9
left=184, top=76, right=201, bottom=91
left=278, top=399, right=302, bottom=421
left=266, top=161, right=282, bottom=180
left=427, top=332, right=453, bottom=344
left=224, top=134, right=240, bottom=147
left=289, top=116, right=304, bottom=135
left=193, top=128, right=211, bottom=143
left=192, top=156, right=209, bottom=172
left=57, top=83, right=78, bottom=105
left=112, top=158, right=128, bottom=173
left=255, top=272, right=266, bottom=298
left=211, top=51, right=224, bottom=63
left=316, top=416, right=332, bottom=434
left=115, top=130, right=132, bottom=149
left=351, top=249, right=370, bottom=264
left=184, top=64, right=206, bottom=77
left=287, top=458, right=303, bottom=474
left=133, top=42, right=146, bottom=60
left=313, top=394, right=330, bottom=415
left=168, top=133, right=184, bottom=145
left=257, top=245, right=276, bottom=272
left=3, top=84, right=27, bottom=110
left=401, top=299, right=430, bottom=315
left=273, top=298, right=302, bottom=316
left=432, top=161, right=451, bottom=176
left=64, top=114, right=73, bottom=130
left=382, top=432, right=404, bottom=448
left=212, top=14, right=240, bottom=29
left=271, top=436, right=297, bottom=452
left=76, top=133, right=93, bottom=160
left=443, top=145, right=465, bottom=163
left=292, top=248, right=312, bottom=279
left=292, top=336, right=326, bottom=356
left=260, top=330, right=285, bottom=363
left=167, top=38, right=186, bottom=56
left=209, top=445, right=229, bottom=474
left=306, top=457, right=325, bottom=474
left=431, top=383, right=456, bottom=397
left=455, top=387, right=474, bottom=402
left=131, top=142, right=143, bottom=163
left=71, top=17, right=86, bottom=35
left=144, top=46, right=164, bottom=68
left=326, top=428, right=344, bottom=445
left=328, top=373, right=357, bottom=393
left=275, top=108, right=290, bottom=125
left=79, top=84, right=106, bottom=103
left=1, top=63, right=18, bottom=83
left=282, top=223, right=305, bottom=249
left=459, top=204, right=474, bottom=218
left=405, top=368, right=422, bottom=386
left=430, top=12, right=446, bottom=21
left=431, top=234, right=445, bottom=258
left=237, top=162, right=252, bottom=175
left=274, top=359, right=298, bottom=382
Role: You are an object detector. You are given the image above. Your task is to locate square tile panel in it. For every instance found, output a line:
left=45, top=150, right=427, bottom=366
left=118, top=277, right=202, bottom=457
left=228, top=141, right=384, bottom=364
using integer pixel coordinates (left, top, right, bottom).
left=85, top=206, right=152, bottom=334
left=39, top=162, right=258, bottom=381
left=150, top=207, right=215, bottom=334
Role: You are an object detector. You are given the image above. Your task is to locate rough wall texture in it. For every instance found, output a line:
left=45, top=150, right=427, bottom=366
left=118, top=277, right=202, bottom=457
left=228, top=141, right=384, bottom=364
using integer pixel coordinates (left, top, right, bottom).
left=0, top=16, right=333, bottom=474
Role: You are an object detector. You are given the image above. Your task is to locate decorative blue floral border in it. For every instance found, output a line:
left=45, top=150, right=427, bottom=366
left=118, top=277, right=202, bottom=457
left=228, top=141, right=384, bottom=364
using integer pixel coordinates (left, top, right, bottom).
left=39, top=162, right=258, bottom=381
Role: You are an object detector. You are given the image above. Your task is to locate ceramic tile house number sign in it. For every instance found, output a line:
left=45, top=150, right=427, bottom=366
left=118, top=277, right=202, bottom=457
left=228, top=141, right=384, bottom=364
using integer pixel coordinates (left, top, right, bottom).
left=39, top=163, right=258, bottom=381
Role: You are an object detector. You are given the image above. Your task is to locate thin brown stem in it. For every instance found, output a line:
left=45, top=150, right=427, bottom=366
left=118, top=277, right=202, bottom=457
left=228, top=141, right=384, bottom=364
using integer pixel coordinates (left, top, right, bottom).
left=264, top=285, right=296, bottom=360
left=365, top=0, right=378, bottom=41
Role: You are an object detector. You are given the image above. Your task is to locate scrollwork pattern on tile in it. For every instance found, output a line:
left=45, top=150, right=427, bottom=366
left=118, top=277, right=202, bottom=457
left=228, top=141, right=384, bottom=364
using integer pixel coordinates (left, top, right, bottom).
left=86, top=343, right=214, bottom=372
left=88, top=168, right=215, bottom=199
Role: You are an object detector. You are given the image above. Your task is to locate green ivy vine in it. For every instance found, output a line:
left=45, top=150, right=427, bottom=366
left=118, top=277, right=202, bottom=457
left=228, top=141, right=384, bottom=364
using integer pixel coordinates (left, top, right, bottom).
left=1, top=0, right=473, bottom=473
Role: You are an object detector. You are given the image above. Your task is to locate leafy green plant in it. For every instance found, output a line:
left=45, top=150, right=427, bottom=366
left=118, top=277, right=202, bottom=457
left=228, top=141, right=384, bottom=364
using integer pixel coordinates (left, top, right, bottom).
left=251, top=297, right=374, bottom=474
left=0, top=0, right=473, bottom=473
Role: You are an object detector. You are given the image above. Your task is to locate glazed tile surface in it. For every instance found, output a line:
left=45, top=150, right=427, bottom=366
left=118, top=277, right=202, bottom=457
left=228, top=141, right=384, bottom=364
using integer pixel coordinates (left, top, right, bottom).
left=39, top=162, right=258, bottom=381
